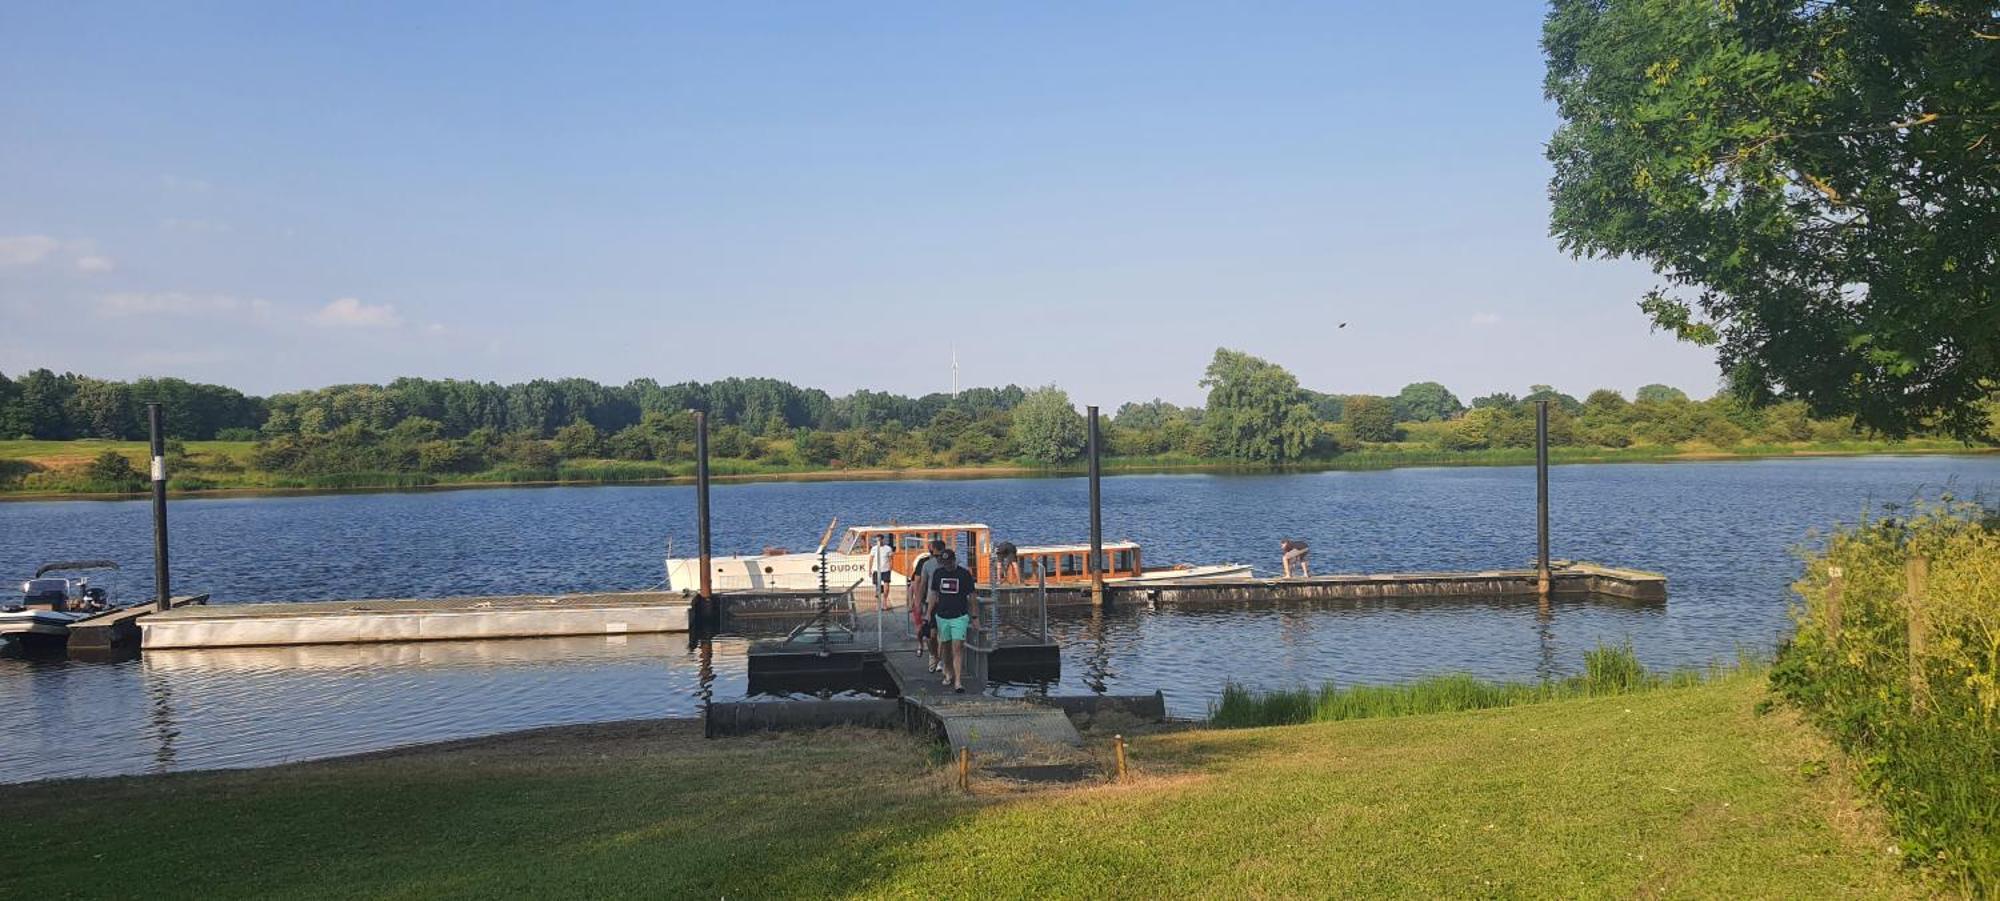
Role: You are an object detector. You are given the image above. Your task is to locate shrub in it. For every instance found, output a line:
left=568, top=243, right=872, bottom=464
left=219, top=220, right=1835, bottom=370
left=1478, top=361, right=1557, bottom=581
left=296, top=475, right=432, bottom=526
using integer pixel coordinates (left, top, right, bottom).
left=1771, top=502, right=1999, bottom=892
left=84, top=450, right=144, bottom=491
left=214, top=427, right=260, bottom=442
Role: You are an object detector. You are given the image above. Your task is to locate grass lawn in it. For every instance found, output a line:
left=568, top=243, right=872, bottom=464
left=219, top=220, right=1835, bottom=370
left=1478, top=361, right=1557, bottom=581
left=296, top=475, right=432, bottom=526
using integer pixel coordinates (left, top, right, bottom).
left=1, top=674, right=1926, bottom=899
left=0, top=438, right=257, bottom=467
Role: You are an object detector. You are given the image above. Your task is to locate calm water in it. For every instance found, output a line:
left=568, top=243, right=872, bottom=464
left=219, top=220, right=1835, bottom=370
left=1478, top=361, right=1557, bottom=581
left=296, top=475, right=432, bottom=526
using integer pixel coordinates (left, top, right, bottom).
left=2, top=455, right=1994, bottom=783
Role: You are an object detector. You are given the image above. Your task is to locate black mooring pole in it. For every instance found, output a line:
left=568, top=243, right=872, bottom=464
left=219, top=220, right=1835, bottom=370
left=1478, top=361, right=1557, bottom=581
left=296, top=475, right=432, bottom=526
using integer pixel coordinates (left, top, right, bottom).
left=147, top=403, right=171, bottom=612
left=1535, top=399, right=1551, bottom=599
left=1087, top=405, right=1104, bottom=607
left=694, top=410, right=713, bottom=629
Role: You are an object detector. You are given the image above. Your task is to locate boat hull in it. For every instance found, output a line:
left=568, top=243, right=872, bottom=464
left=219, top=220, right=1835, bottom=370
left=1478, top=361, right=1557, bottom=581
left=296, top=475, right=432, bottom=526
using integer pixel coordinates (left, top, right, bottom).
left=666, top=553, right=903, bottom=594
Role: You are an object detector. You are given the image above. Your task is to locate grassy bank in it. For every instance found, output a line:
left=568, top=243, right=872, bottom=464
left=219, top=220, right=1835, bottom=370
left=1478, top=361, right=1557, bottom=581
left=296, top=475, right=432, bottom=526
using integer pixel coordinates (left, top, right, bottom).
left=1, top=674, right=1927, bottom=898
left=0, top=436, right=1987, bottom=499
left=1208, top=643, right=1712, bottom=727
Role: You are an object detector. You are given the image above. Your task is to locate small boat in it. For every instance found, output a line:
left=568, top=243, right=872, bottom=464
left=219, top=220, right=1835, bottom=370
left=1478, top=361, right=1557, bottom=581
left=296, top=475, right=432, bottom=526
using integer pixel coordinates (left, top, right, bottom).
left=0, top=561, right=122, bottom=652
left=663, top=523, right=1247, bottom=593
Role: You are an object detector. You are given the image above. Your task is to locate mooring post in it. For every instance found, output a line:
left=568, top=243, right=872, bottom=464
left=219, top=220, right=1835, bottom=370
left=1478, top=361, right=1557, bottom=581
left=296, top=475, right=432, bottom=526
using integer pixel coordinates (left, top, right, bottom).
left=1088, top=404, right=1105, bottom=607
left=148, top=402, right=171, bottom=612
left=694, top=410, right=714, bottom=629
left=1535, top=399, right=1550, bottom=600
left=1825, top=565, right=1844, bottom=646
left=1114, top=733, right=1128, bottom=782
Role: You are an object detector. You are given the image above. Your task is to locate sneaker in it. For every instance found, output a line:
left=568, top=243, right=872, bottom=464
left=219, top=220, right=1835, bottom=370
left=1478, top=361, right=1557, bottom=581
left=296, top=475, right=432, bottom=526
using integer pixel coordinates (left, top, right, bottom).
left=953, top=685, right=965, bottom=694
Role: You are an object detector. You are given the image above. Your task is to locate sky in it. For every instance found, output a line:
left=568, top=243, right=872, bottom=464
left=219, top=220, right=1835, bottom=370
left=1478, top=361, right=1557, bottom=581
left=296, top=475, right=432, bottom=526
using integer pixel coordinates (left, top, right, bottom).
left=0, top=2, right=1725, bottom=407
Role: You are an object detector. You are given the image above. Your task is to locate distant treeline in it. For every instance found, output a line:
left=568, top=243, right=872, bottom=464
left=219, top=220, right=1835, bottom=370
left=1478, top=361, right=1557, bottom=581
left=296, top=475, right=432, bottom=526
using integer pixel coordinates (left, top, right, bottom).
left=3, top=347, right=1990, bottom=486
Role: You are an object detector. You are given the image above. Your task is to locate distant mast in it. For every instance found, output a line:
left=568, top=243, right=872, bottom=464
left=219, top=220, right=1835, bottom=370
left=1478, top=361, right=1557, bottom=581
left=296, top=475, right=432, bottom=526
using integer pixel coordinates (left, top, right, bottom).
left=951, top=344, right=960, bottom=398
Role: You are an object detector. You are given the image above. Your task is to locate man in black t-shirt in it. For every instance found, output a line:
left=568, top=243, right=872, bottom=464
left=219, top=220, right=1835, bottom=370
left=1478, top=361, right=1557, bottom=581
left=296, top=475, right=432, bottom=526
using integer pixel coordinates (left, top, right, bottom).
left=926, top=548, right=978, bottom=693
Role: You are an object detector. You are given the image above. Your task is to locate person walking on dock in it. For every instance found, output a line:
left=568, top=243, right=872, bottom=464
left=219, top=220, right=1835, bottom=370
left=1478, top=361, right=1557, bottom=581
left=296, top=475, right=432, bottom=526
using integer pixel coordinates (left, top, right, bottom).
left=868, top=535, right=894, bottom=610
left=927, top=548, right=978, bottom=693
left=1281, top=538, right=1311, bottom=578
left=909, top=538, right=948, bottom=668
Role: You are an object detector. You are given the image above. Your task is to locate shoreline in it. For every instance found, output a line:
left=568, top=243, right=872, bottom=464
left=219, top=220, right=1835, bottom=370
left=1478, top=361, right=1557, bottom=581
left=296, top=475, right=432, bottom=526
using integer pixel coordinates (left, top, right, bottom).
left=2, top=443, right=1992, bottom=503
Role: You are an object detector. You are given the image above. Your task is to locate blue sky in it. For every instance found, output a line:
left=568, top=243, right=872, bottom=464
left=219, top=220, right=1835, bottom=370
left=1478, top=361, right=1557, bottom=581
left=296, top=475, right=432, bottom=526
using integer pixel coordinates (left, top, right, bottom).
left=0, top=2, right=1720, bottom=406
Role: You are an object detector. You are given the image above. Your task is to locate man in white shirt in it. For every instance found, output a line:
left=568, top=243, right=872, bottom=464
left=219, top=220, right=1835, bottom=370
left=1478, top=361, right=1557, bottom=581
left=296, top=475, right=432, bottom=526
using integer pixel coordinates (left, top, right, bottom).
left=868, top=535, right=895, bottom=610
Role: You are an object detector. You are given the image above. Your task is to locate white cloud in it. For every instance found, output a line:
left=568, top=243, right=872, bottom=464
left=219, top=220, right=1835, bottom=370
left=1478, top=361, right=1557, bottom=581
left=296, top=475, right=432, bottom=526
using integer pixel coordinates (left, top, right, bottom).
left=423, top=322, right=447, bottom=335
left=311, top=297, right=403, bottom=329
left=1468, top=312, right=1503, bottom=326
left=160, top=175, right=214, bottom=193
left=75, top=255, right=115, bottom=272
left=97, top=292, right=258, bottom=318
left=0, top=235, right=61, bottom=266
left=160, top=217, right=231, bottom=234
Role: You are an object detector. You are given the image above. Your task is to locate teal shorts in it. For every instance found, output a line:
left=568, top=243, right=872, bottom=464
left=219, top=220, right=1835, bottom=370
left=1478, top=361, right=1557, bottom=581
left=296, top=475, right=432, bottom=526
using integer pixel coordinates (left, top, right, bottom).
left=935, top=614, right=970, bottom=642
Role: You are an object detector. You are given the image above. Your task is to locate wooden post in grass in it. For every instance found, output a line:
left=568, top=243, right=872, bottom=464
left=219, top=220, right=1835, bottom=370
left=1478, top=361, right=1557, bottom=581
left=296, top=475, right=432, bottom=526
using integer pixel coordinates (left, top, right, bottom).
left=957, top=747, right=971, bottom=792
left=1114, top=734, right=1128, bottom=782
left=1905, top=556, right=1929, bottom=712
left=1825, top=566, right=1843, bottom=645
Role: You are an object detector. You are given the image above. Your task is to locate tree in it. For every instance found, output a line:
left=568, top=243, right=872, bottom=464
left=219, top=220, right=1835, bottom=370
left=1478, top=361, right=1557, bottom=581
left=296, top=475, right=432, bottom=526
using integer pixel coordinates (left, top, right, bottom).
left=1199, top=349, right=1315, bottom=462
left=1344, top=395, right=1398, bottom=443
left=552, top=420, right=603, bottom=459
left=1545, top=0, right=1999, bottom=439
left=1393, top=382, right=1464, bottom=422
left=1470, top=392, right=1518, bottom=410
left=1583, top=389, right=1630, bottom=418
left=1522, top=385, right=1583, bottom=416
left=1635, top=384, right=1689, bottom=405
left=1010, top=386, right=1086, bottom=464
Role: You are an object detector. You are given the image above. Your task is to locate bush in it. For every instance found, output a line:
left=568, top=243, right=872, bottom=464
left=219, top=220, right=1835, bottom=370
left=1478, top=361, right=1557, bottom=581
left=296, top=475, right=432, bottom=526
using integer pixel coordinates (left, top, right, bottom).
left=1771, top=502, right=1999, bottom=891
left=214, top=427, right=261, bottom=442
left=84, top=450, right=144, bottom=491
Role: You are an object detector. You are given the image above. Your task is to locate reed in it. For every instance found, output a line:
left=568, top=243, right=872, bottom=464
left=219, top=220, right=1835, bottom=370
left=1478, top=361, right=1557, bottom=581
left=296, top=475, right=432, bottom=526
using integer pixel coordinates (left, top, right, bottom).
left=1208, top=643, right=1721, bottom=729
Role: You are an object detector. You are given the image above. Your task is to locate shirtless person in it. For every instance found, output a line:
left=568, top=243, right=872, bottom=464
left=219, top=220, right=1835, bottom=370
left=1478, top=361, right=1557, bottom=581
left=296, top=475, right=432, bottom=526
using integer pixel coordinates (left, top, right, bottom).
left=1281, top=538, right=1311, bottom=578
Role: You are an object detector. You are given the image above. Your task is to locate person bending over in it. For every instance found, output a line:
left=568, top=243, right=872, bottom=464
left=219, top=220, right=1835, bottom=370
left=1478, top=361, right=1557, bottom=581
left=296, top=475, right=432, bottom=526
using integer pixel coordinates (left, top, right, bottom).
left=1281, top=538, right=1311, bottom=578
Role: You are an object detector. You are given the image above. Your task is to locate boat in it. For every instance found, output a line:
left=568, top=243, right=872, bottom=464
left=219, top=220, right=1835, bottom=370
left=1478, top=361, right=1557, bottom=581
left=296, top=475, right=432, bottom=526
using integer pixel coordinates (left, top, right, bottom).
left=0, top=560, right=122, bottom=652
left=663, top=523, right=1247, bottom=593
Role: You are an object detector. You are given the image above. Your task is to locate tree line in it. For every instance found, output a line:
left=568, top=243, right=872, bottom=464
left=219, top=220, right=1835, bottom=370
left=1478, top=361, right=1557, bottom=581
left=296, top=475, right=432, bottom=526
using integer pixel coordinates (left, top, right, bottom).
left=4, top=347, right=1989, bottom=483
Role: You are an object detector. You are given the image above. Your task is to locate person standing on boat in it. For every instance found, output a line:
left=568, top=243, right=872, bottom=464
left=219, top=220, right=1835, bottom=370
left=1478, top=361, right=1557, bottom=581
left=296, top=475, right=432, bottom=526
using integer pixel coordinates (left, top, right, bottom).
left=1281, top=538, right=1311, bottom=578
left=927, top=548, right=978, bottom=693
left=868, top=535, right=895, bottom=610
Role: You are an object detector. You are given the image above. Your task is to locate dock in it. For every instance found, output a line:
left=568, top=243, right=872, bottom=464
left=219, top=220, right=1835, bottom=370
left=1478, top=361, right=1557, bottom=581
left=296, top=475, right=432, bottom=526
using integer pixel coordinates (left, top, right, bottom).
left=742, top=605, right=1117, bottom=777
left=141, top=591, right=691, bottom=650
left=124, top=563, right=1663, bottom=651
left=68, top=594, right=209, bottom=653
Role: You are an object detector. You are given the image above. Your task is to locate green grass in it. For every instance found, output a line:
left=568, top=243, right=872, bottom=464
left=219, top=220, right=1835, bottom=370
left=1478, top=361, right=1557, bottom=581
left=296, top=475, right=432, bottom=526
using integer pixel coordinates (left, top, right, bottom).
left=1209, top=643, right=1709, bottom=727
left=0, top=675, right=1928, bottom=899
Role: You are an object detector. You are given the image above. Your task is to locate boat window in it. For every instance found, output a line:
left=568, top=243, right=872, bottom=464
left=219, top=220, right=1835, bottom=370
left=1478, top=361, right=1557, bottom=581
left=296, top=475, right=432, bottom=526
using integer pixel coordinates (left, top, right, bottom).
left=901, top=533, right=925, bottom=551
left=1114, top=549, right=1135, bottom=573
left=1061, top=554, right=1083, bottom=576
left=838, top=530, right=862, bottom=554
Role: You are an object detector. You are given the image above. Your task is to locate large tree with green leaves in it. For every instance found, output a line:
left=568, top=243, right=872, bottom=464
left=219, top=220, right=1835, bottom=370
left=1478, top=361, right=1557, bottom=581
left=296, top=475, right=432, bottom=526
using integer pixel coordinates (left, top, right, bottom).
left=1009, top=386, right=1087, bottom=464
left=1544, top=0, right=1999, bottom=439
left=1199, top=349, right=1320, bottom=462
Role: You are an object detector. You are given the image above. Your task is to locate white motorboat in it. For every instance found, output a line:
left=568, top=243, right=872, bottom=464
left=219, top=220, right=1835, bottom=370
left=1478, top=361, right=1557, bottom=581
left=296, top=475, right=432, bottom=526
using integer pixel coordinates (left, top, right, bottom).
left=664, top=523, right=1249, bottom=593
left=0, top=561, right=121, bottom=651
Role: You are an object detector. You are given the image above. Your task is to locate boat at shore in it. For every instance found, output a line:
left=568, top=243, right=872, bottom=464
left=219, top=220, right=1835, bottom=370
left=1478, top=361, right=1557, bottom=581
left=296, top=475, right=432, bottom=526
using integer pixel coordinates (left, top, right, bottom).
left=0, top=561, right=123, bottom=652
left=663, top=523, right=1248, bottom=593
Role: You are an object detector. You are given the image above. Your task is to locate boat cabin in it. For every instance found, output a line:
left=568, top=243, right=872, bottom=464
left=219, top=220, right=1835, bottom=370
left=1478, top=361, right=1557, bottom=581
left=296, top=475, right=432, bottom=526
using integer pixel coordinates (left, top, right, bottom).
left=836, top=524, right=993, bottom=582
left=998, top=541, right=1143, bottom=585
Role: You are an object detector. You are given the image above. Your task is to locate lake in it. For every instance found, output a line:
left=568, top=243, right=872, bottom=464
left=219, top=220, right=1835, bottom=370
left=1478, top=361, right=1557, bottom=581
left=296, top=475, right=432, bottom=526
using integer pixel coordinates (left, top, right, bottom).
left=3, top=454, right=1995, bottom=782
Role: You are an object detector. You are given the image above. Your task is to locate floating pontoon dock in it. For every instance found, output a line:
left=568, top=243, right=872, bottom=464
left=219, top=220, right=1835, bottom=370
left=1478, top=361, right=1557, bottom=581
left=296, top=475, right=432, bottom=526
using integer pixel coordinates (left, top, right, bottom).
left=140, top=591, right=692, bottom=650
left=134, top=564, right=1664, bottom=650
